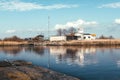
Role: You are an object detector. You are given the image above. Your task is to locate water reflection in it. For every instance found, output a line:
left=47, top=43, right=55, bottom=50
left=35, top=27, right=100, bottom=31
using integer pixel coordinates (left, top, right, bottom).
left=0, top=47, right=22, bottom=55
left=24, top=47, right=45, bottom=56
left=50, top=46, right=97, bottom=66
left=0, top=46, right=120, bottom=80
left=0, top=46, right=45, bottom=56
left=1, top=46, right=120, bottom=67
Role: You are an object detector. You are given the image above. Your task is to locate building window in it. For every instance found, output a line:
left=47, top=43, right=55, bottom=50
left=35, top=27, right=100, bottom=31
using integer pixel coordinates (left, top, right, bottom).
left=84, top=37, right=86, bottom=39
left=79, top=36, right=81, bottom=38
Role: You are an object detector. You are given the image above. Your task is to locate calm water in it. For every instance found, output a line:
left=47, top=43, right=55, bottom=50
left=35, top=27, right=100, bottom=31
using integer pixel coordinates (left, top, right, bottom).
left=0, top=46, right=120, bottom=80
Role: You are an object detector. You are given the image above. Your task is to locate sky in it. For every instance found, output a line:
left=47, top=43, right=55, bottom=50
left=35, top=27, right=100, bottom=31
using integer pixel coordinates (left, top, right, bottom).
left=0, top=0, right=120, bottom=39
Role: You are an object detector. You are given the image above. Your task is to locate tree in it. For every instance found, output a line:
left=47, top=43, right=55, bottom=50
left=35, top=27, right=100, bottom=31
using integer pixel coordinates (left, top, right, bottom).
left=109, top=35, right=114, bottom=39
left=68, top=27, right=76, bottom=35
left=57, top=28, right=63, bottom=36
left=99, top=35, right=114, bottom=39
left=32, top=35, right=44, bottom=42
left=62, top=29, right=68, bottom=36
left=56, top=27, right=77, bottom=36
left=3, top=36, right=23, bottom=41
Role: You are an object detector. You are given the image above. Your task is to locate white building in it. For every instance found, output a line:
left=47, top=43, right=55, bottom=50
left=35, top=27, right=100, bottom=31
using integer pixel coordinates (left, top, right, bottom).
left=75, top=28, right=96, bottom=40
left=50, top=36, right=66, bottom=42
left=50, top=27, right=96, bottom=41
left=83, top=33, right=96, bottom=40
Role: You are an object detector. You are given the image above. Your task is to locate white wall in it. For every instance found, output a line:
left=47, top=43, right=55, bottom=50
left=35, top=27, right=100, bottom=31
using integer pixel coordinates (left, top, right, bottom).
left=75, top=33, right=83, bottom=40
left=83, top=35, right=96, bottom=40
left=50, top=36, right=66, bottom=41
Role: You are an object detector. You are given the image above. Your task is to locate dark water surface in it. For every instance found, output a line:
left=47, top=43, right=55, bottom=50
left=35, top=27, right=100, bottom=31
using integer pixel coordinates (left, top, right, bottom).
left=0, top=46, right=120, bottom=80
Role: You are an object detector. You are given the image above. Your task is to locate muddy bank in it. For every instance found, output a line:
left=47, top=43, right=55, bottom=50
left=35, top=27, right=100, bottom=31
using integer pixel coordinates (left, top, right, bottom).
left=0, top=60, right=80, bottom=80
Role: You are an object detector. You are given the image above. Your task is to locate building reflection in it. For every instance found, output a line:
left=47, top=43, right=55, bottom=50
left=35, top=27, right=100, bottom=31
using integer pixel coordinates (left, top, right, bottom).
left=50, top=46, right=97, bottom=66
left=75, top=47, right=97, bottom=66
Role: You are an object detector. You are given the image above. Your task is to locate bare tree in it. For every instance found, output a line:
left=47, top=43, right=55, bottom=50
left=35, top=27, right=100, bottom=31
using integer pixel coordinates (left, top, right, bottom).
left=57, top=28, right=63, bottom=36
left=62, top=29, right=68, bottom=36
left=109, top=35, right=114, bottom=39
left=56, top=27, right=76, bottom=36
left=68, top=27, right=76, bottom=35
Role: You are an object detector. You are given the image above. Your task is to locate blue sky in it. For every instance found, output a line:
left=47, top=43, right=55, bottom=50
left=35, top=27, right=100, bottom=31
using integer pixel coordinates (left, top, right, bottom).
left=0, top=0, right=120, bottom=38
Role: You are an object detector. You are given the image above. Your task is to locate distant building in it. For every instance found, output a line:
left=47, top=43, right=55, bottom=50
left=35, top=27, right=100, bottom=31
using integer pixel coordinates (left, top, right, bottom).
left=50, top=36, right=66, bottom=42
left=75, top=28, right=96, bottom=40
left=50, top=27, right=96, bottom=41
left=75, top=33, right=96, bottom=40
left=66, top=34, right=78, bottom=41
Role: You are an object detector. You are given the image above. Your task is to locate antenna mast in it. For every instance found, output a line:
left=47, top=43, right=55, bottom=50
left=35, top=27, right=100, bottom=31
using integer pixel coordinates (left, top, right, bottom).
left=47, top=16, right=50, bottom=68
left=48, top=16, right=50, bottom=40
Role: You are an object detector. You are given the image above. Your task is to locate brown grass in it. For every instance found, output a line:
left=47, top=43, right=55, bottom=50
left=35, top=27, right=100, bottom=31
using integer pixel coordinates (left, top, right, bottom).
left=0, top=41, right=28, bottom=46
left=48, top=39, right=120, bottom=46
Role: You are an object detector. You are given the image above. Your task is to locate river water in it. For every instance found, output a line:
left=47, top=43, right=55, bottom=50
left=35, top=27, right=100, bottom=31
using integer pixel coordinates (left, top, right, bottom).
left=0, top=46, right=120, bottom=80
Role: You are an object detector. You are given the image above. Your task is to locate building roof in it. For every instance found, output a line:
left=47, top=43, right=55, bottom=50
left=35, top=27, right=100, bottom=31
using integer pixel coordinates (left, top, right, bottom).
left=83, top=33, right=91, bottom=35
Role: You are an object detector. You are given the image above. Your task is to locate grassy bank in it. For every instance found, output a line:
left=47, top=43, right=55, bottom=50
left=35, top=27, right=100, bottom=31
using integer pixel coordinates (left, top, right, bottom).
left=0, top=39, right=120, bottom=46
left=47, top=39, right=120, bottom=46
left=0, top=41, right=28, bottom=46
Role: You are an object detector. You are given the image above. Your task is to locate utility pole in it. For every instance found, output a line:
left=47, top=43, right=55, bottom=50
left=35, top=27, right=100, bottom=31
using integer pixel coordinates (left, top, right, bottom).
left=47, top=16, right=50, bottom=68
left=48, top=16, right=50, bottom=40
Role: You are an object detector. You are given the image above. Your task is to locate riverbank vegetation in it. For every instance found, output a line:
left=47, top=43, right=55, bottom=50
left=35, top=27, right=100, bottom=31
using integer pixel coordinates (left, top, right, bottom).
left=0, top=34, right=119, bottom=46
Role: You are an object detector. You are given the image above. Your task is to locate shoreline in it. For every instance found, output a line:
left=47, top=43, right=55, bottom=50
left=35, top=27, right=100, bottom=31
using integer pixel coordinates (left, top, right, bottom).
left=46, top=39, right=120, bottom=46
left=0, top=39, right=120, bottom=46
left=0, top=60, right=80, bottom=80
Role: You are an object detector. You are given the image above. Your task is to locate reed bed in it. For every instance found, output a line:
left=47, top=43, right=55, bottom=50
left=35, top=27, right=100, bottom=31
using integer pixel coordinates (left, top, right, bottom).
left=0, top=41, right=28, bottom=46
left=48, top=39, right=120, bottom=46
left=1, top=39, right=120, bottom=46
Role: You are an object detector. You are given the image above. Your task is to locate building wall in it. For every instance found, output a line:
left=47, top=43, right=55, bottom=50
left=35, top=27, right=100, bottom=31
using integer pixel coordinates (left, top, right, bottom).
left=50, top=36, right=66, bottom=41
left=75, top=33, right=96, bottom=40
left=66, top=36, right=78, bottom=40
left=83, top=35, right=96, bottom=40
left=75, top=33, right=83, bottom=40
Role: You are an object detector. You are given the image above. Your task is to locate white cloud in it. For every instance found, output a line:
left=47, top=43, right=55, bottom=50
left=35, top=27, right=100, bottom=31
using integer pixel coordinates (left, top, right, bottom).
left=115, top=19, right=120, bottom=24
left=0, top=0, right=79, bottom=11
left=5, top=30, right=16, bottom=34
left=99, top=2, right=120, bottom=8
left=55, top=19, right=98, bottom=29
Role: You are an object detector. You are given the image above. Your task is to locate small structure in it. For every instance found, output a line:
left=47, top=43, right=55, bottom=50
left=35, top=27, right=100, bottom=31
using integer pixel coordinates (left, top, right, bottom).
left=66, top=34, right=78, bottom=41
left=75, top=33, right=96, bottom=40
left=75, top=28, right=96, bottom=40
left=83, top=33, right=96, bottom=40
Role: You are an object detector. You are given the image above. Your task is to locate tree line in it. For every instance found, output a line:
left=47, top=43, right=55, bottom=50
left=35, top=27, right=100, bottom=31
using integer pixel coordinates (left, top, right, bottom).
left=98, top=35, right=114, bottom=39
left=56, top=27, right=76, bottom=36
left=0, top=29, right=114, bottom=42
left=0, top=35, right=44, bottom=42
